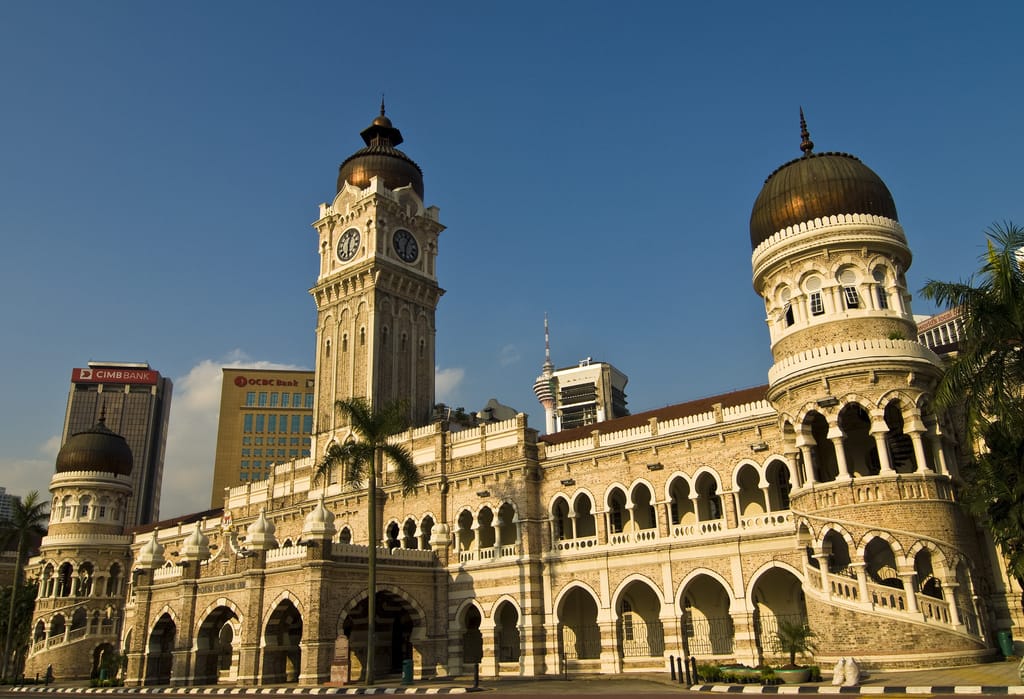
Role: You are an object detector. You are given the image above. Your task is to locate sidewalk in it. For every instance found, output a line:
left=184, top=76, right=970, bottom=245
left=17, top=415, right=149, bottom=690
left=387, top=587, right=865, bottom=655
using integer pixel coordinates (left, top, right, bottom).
left=7, top=662, right=1023, bottom=695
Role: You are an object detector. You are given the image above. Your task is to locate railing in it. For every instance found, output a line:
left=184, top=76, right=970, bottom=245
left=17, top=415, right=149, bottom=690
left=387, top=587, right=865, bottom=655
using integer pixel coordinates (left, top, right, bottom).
left=959, top=605, right=981, bottom=635
left=917, top=594, right=951, bottom=623
left=828, top=572, right=860, bottom=602
left=68, top=627, right=87, bottom=641
left=673, top=519, right=725, bottom=537
left=609, top=528, right=658, bottom=545
left=867, top=581, right=907, bottom=611
left=754, top=613, right=805, bottom=655
left=684, top=615, right=734, bottom=655
left=153, top=566, right=182, bottom=580
left=739, top=512, right=793, bottom=530
left=562, top=624, right=602, bottom=660
left=553, top=536, right=599, bottom=552
left=619, top=618, right=665, bottom=657
left=266, top=544, right=308, bottom=562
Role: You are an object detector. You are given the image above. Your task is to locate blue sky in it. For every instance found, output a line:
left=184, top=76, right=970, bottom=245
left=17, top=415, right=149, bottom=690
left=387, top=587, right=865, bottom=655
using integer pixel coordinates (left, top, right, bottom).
left=1, top=2, right=1022, bottom=517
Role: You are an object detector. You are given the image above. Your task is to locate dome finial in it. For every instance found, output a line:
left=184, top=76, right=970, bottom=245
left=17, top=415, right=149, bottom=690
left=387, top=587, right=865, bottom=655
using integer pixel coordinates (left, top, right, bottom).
left=799, top=107, right=814, bottom=156
left=380, top=94, right=386, bottom=117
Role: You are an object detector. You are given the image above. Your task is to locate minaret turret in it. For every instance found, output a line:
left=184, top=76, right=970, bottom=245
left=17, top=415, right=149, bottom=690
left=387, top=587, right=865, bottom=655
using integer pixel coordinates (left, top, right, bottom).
left=751, top=111, right=947, bottom=489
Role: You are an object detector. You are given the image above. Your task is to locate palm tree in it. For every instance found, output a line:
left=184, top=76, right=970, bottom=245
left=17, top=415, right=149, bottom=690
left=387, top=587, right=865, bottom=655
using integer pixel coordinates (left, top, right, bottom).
left=775, top=620, right=817, bottom=668
left=921, top=222, right=1024, bottom=582
left=314, top=398, right=420, bottom=685
left=1, top=490, right=49, bottom=681
left=920, top=221, right=1024, bottom=434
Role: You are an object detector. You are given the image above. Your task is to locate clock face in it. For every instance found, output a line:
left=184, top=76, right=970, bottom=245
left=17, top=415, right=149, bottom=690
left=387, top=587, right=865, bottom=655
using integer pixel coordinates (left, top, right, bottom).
left=336, top=228, right=360, bottom=262
left=393, top=229, right=419, bottom=263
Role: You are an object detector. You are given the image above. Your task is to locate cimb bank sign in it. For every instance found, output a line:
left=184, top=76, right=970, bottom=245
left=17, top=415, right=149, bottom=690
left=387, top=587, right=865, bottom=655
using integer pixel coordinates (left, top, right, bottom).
left=72, top=368, right=160, bottom=385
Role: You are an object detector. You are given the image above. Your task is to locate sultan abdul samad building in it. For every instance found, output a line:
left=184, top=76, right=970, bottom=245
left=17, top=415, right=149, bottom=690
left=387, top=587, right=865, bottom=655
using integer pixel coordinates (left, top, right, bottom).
left=24, top=108, right=1016, bottom=684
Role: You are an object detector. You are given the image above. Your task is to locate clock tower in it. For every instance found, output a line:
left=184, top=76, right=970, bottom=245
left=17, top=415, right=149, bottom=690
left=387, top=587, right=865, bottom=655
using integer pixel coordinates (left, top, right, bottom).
left=310, top=105, right=444, bottom=446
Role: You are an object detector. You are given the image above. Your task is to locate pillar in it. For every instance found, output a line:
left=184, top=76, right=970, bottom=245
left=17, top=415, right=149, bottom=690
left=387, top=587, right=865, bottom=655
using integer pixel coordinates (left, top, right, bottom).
left=870, top=420, right=895, bottom=474
left=827, top=425, right=851, bottom=480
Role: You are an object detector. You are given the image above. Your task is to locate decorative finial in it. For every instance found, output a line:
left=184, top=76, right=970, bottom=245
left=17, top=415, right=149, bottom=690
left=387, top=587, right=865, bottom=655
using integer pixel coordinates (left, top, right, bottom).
left=380, top=94, right=386, bottom=116
left=799, top=107, right=814, bottom=156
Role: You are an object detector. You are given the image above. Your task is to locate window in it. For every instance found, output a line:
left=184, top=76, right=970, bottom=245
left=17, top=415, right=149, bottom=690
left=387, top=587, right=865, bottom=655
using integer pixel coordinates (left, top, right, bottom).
left=843, top=285, right=860, bottom=308
left=255, top=437, right=263, bottom=446
left=277, top=449, right=286, bottom=457
left=290, top=437, right=299, bottom=446
left=303, top=415, right=313, bottom=433
left=280, top=415, right=288, bottom=432
left=291, top=415, right=300, bottom=433
left=293, top=393, right=302, bottom=407
left=241, top=460, right=250, bottom=469
left=243, top=414, right=253, bottom=433
left=255, top=415, right=265, bottom=433
left=258, top=392, right=267, bottom=407
left=241, top=449, right=250, bottom=457
left=253, top=449, right=262, bottom=457
left=246, top=392, right=256, bottom=407
left=268, top=415, right=277, bottom=433
left=270, top=392, right=279, bottom=407
left=622, top=600, right=634, bottom=641
left=242, top=436, right=252, bottom=446
left=780, top=288, right=794, bottom=327
left=809, top=291, right=824, bottom=316
left=840, top=269, right=860, bottom=309
left=289, top=449, right=298, bottom=457
left=281, top=393, right=290, bottom=408
left=873, top=268, right=889, bottom=309
left=805, top=277, right=825, bottom=316
left=304, top=393, right=314, bottom=409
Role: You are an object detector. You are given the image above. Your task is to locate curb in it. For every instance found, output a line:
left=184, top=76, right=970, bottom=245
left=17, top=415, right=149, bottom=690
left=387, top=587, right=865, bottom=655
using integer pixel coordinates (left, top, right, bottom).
left=690, top=684, right=1024, bottom=695
left=9, top=688, right=476, bottom=695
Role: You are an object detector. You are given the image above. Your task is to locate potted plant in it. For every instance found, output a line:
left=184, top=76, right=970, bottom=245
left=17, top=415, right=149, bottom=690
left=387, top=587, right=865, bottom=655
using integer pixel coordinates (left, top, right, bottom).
left=773, top=620, right=817, bottom=683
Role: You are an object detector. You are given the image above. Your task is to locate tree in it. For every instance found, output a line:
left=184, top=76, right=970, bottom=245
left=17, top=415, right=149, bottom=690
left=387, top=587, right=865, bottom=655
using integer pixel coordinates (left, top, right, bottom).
left=921, top=222, right=1024, bottom=584
left=0, top=490, right=48, bottom=681
left=775, top=620, right=817, bottom=668
left=920, top=222, right=1024, bottom=435
left=314, top=398, right=420, bottom=685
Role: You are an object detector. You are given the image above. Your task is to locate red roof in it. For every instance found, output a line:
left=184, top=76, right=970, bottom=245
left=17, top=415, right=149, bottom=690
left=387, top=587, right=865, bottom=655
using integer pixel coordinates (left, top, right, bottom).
left=540, top=384, right=770, bottom=445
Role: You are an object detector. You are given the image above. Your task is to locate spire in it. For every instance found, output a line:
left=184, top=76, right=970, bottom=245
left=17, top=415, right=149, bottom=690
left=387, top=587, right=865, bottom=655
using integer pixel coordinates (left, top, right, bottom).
left=380, top=94, right=386, bottom=117
left=543, top=313, right=554, bottom=374
left=799, top=107, right=814, bottom=156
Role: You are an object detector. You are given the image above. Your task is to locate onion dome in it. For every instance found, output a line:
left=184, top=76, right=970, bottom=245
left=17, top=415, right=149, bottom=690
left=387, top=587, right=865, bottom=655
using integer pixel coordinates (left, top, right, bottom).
left=302, top=495, right=337, bottom=540
left=749, top=110, right=898, bottom=249
left=181, top=521, right=211, bottom=562
left=245, top=508, right=278, bottom=551
left=135, top=528, right=165, bottom=570
left=337, top=100, right=424, bottom=199
left=55, top=414, right=133, bottom=476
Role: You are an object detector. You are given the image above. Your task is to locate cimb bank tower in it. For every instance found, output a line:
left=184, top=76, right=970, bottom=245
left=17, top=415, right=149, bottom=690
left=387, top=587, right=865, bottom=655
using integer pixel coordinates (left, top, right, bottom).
left=25, top=108, right=1014, bottom=684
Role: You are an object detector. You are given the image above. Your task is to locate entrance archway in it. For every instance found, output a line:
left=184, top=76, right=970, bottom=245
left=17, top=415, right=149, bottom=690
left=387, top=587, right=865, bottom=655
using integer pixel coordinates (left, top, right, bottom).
left=194, top=606, right=239, bottom=684
left=680, top=575, right=734, bottom=657
left=144, top=613, right=176, bottom=686
left=340, top=590, right=417, bottom=681
left=750, top=566, right=806, bottom=661
left=262, top=599, right=302, bottom=684
left=557, top=586, right=601, bottom=664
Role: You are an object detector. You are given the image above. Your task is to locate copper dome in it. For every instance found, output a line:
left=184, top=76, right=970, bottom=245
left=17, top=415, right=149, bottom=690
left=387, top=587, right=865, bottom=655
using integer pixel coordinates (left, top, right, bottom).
left=749, top=115, right=897, bottom=249
left=337, top=104, right=424, bottom=199
left=55, top=417, right=133, bottom=476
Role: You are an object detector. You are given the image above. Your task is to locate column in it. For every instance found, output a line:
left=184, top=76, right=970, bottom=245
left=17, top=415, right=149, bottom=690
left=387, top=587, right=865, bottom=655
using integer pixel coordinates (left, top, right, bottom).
left=909, top=432, right=929, bottom=473
left=795, top=429, right=817, bottom=486
left=851, top=562, right=869, bottom=604
left=479, top=617, right=497, bottom=677
left=943, top=582, right=962, bottom=625
left=827, top=425, right=851, bottom=480
left=870, top=419, right=895, bottom=474
left=898, top=571, right=919, bottom=613
left=784, top=450, right=802, bottom=491
left=813, top=553, right=831, bottom=597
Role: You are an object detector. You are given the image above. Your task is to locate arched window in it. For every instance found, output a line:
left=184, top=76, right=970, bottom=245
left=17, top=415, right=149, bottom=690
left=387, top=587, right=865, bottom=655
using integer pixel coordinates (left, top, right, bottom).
left=805, top=276, right=825, bottom=316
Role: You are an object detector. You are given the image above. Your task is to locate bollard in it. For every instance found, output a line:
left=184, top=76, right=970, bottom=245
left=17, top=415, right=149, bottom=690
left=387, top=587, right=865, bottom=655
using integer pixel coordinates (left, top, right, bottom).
left=670, top=655, right=677, bottom=681
left=684, top=655, right=692, bottom=685
left=690, top=656, right=698, bottom=683
left=676, top=656, right=684, bottom=684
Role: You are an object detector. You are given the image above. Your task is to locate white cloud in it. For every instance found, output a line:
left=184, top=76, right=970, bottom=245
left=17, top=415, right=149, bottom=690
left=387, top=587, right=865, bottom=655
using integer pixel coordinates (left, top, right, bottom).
left=434, top=366, right=464, bottom=404
left=498, top=344, right=520, bottom=367
left=0, top=438, right=60, bottom=501
left=159, top=351, right=306, bottom=519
